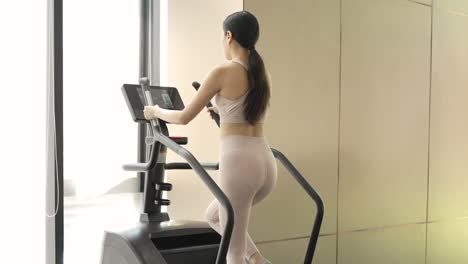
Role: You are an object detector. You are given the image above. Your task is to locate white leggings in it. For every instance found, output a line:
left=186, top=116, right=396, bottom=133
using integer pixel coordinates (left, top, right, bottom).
left=205, top=135, right=277, bottom=264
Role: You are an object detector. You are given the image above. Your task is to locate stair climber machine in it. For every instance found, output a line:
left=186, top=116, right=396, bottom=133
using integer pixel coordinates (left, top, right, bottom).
left=100, top=78, right=324, bottom=264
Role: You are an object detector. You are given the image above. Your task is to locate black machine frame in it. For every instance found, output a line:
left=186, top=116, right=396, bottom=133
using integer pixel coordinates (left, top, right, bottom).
left=118, top=79, right=235, bottom=264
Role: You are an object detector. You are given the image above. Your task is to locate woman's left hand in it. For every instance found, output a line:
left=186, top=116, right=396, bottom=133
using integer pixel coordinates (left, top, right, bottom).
left=143, top=105, right=162, bottom=120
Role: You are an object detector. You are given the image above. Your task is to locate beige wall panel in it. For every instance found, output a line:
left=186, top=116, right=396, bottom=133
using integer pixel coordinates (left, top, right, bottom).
left=245, top=0, right=341, bottom=239
left=338, top=224, right=426, bottom=264
left=339, top=0, right=431, bottom=231
left=428, top=0, right=468, bottom=221
left=257, top=236, right=336, bottom=264
left=435, top=0, right=468, bottom=13
left=167, top=0, right=242, bottom=220
left=426, top=218, right=468, bottom=264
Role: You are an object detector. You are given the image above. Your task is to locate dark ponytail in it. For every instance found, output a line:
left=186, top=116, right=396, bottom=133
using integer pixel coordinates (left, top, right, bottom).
left=223, top=11, right=270, bottom=125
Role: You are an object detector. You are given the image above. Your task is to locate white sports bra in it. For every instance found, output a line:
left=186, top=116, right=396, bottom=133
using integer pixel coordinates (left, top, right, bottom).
left=214, top=60, right=267, bottom=124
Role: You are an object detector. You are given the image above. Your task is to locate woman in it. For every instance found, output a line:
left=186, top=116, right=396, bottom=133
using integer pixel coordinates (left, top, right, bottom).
left=144, top=11, right=277, bottom=264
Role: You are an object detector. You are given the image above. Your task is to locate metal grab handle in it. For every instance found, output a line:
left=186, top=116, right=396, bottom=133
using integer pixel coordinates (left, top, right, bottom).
left=122, top=138, right=160, bottom=172
left=156, top=133, right=234, bottom=264
left=192, top=81, right=221, bottom=127
left=271, top=148, right=324, bottom=264
left=140, top=77, right=160, bottom=145
left=165, top=162, right=219, bottom=171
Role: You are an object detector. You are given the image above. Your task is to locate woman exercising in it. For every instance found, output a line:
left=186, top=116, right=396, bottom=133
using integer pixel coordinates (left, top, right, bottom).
left=144, top=11, right=277, bottom=264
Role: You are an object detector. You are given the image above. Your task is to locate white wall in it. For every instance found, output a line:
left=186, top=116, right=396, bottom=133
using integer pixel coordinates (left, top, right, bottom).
left=166, top=0, right=243, bottom=220
left=0, top=1, right=46, bottom=263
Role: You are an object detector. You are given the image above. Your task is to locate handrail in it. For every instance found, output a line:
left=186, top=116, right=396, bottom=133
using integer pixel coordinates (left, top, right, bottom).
left=271, top=148, right=324, bottom=264
left=122, top=141, right=159, bottom=171
left=124, top=131, right=234, bottom=264
left=165, top=162, right=219, bottom=171
left=156, top=133, right=234, bottom=264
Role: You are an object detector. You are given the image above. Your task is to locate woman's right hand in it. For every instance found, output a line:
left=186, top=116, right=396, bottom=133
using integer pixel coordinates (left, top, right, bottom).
left=207, top=106, right=219, bottom=114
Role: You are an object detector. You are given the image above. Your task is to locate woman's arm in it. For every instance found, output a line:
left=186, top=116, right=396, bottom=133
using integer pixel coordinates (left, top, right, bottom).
left=144, top=65, right=225, bottom=125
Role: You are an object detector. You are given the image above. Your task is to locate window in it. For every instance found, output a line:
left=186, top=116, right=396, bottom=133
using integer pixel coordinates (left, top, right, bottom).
left=63, top=1, right=166, bottom=263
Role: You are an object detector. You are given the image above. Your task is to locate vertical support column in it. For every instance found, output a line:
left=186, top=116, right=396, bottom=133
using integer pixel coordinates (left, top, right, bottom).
left=46, top=0, right=63, bottom=263
left=138, top=0, right=150, bottom=191
left=138, top=0, right=161, bottom=192
left=150, top=0, right=160, bottom=86
left=139, top=0, right=150, bottom=79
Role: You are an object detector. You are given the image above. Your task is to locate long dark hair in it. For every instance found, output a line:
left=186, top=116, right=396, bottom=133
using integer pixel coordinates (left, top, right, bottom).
left=223, top=11, right=270, bottom=125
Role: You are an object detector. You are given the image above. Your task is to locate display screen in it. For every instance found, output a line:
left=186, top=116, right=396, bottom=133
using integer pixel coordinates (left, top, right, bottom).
left=122, top=84, right=185, bottom=122
left=137, top=87, right=174, bottom=109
